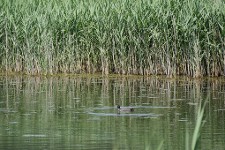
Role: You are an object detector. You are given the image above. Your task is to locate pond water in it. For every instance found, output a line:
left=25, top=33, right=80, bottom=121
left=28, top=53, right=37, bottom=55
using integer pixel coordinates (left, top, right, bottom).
left=0, top=76, right=225, bottom=149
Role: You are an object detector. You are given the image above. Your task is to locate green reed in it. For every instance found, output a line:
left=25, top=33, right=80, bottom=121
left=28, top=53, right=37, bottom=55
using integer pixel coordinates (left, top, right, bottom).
left=0, top=0, right=224, bottom=77
left=185, top=97, right=208, bottom=150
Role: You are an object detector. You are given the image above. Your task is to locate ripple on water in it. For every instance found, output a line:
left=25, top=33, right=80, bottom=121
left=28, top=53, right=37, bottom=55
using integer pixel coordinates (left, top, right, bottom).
left=9, top=122, right=19, bottom=124
left=88, top=112, right=162, bottom=118
left=87, top=106, right=163, bottom=118
left=23, top=134, right=47, bottom=137
left=187, top=102, right=198, bottom=106
left=0, top=109, right=17, bottom=113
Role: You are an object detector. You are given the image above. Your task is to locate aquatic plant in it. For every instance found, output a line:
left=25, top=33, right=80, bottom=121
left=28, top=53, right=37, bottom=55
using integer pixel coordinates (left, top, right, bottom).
left=185, top=97, right=207, bottom=150
left=0, top=0, right=224, bottom=77
left=191, top=100, right=207, bottom=150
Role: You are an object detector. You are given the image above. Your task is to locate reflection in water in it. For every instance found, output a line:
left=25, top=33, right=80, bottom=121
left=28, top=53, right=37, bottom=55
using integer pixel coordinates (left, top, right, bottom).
left=0, top=76, right=225, bottom=149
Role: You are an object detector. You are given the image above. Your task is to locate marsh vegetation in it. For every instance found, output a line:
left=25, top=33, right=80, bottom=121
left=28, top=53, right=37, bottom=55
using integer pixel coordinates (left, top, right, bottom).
left=0, top=0, right=224, bottom=77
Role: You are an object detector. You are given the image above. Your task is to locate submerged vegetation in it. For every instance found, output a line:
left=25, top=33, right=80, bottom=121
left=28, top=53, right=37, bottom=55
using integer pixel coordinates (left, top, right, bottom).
left=0, top=0, right=225, bottom=77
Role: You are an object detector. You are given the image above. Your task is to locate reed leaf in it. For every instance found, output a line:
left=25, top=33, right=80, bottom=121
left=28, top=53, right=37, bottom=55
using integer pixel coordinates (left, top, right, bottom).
left=0, top=0, right=224, bottom=76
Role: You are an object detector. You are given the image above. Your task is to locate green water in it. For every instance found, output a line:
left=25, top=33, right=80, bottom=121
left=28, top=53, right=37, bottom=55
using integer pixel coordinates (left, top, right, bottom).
left=0, top=76, right=225, bottom=150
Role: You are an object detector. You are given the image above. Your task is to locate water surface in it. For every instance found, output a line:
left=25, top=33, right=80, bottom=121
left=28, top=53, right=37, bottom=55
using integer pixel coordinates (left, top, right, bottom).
left=0, top=76, right=225, bottom=149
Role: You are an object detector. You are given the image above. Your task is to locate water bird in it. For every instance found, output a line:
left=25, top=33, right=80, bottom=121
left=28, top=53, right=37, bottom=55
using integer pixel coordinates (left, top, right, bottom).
left=117, top=105, right=134, bottom=113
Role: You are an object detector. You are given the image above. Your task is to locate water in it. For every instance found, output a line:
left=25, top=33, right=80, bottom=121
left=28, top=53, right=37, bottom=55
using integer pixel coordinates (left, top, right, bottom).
left=0, top=76, right=225, bottom=149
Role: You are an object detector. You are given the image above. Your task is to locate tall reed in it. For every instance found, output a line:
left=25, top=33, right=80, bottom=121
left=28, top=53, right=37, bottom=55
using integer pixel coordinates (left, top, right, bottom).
left=185, top=96, right=208, bottom=150
left=0, top=0, right=224, bottom=77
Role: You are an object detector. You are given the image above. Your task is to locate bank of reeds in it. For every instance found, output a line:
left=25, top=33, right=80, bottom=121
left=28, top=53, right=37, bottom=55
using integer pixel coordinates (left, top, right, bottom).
left=0, top=0, right=224, bottom=77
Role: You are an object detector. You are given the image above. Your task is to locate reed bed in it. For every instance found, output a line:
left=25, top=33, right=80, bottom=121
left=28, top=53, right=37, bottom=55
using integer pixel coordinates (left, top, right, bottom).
left=0, top=0, right=224, bottom=77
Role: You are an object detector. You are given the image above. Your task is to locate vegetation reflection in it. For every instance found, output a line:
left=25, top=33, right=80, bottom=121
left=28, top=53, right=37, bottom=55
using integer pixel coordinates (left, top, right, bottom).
left=0, top=76, right=225, bottom=149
